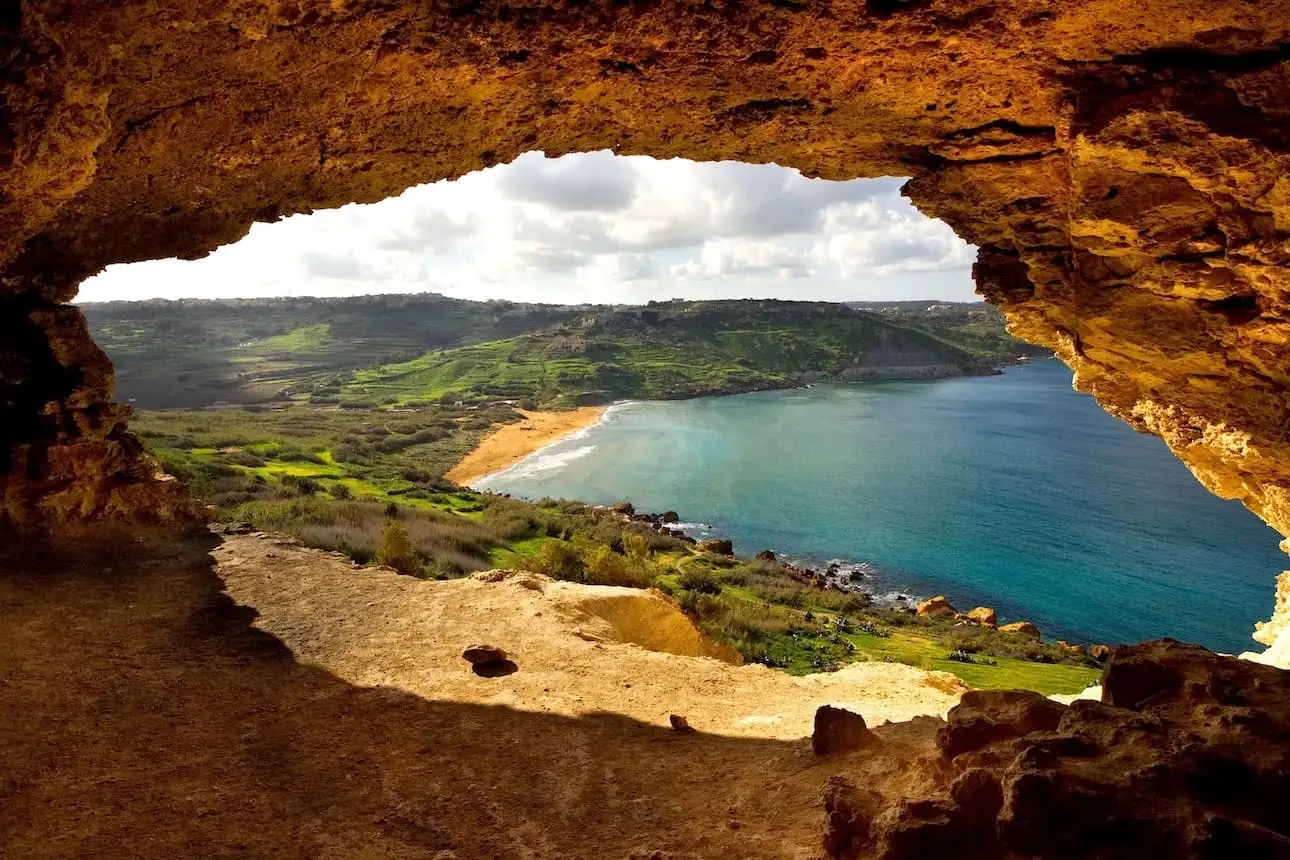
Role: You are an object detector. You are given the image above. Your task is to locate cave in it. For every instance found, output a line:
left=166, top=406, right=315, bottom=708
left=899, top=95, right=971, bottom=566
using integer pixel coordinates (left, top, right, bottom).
left=3, top=0, right=1290, bottom=856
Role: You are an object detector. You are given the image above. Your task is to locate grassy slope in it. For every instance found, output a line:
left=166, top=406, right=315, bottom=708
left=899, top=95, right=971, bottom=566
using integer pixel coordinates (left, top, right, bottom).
left=342, top=300, right=1014, bottom=407
left=87, top=296, right=1039, bottom=408
left=85, top=295, right=584, bottom=407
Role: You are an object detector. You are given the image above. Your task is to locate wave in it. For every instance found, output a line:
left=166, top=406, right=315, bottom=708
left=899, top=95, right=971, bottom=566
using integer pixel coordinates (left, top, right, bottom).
left=475, top=401, right=634, bottom=488
left=479, top=444, right=598, bottom=486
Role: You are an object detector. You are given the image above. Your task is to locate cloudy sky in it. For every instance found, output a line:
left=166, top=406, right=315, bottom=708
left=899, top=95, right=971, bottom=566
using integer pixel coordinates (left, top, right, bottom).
left=77, top=151, right=979, bottom=305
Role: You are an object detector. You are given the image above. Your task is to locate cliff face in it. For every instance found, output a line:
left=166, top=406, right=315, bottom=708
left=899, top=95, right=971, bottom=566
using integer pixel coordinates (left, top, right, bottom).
left=2, top=1, right=1290, bottom=648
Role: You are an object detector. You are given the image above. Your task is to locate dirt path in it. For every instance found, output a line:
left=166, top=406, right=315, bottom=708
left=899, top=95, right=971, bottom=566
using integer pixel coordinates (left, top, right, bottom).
left=445, top=406, right=606, bottom=486
left=0, top=528, right=958, bottom=859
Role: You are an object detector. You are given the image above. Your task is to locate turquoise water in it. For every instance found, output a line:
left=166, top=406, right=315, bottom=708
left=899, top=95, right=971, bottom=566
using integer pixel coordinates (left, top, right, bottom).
left=480, top=360, right=1284, bottom=653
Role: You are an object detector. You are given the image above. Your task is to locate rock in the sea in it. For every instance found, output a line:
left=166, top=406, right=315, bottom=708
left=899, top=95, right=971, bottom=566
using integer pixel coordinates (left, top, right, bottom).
left=999, top=621, right=1041, bottom=640
left=661, top=511, right=679, bottom=524
left=966, top=606, right=997, bottom=628
left=462, top=644, right=508, bottom=665
left=611, top=501, right=634, bottom=515
left=697, top=538, right=734, bottom=556
left=916, top=595, right=956, bottom=617
left=812, top=705, right=876, bottom=755
left=755, top=550, right=777, bottom=563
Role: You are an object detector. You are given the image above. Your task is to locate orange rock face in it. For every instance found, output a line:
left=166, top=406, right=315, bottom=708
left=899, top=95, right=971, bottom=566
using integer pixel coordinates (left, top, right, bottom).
left=2, top=0, right=1289, bottom=655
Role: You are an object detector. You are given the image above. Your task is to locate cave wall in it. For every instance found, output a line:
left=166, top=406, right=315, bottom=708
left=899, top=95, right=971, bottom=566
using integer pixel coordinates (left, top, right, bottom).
left=3, top=0, right=1290, bottom=648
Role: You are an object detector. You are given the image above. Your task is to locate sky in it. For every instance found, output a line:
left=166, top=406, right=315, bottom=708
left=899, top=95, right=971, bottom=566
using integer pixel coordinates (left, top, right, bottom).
left=77, top=151, right=980, bottom=306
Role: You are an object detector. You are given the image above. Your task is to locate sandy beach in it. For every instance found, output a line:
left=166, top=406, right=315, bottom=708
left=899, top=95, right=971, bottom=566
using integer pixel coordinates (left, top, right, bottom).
left=445, top=407, right=607, bottom=486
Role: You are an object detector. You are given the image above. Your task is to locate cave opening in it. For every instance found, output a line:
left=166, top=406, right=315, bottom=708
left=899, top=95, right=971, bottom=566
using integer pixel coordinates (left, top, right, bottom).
left=4, top=2, right=1290, bottom=855
left=61, top=152, right=1287, bottom=662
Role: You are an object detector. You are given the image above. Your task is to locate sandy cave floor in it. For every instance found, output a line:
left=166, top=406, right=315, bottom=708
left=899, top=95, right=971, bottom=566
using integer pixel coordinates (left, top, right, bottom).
left=0, top=527, right=961, bottom=859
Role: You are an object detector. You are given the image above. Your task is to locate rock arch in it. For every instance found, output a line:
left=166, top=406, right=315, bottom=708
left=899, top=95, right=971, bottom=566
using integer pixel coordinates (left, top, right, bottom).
left=3, top=0, right=1289, bottom=651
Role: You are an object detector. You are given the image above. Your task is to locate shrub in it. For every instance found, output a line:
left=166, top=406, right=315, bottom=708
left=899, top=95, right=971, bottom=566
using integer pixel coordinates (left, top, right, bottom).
left=583, top=544, right=655, bottom=588
left=622, top=532, right=651, bottom=560
left=678, top=568, right=721, bottom=595
left=519, top=540, right=585, bottom=581
left=329, top=483, right=353, bottom=500
left=377, top=521, right=418, bottom=575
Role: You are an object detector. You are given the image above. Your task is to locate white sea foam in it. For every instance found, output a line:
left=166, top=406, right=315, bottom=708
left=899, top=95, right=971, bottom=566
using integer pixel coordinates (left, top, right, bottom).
left=475, top=402, right=633, bottom=488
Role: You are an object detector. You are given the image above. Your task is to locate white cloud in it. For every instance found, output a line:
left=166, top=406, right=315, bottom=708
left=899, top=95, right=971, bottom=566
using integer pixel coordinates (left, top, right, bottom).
left=671, top=239, right=812, bottom=281
left=76, top=152, right=979, bottom=305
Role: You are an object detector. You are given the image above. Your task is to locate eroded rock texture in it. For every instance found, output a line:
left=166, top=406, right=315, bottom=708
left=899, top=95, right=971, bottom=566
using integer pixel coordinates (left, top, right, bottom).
left=824, top=641, right=1290, bottom=859
left=2, top=0, right=1290, bottom=645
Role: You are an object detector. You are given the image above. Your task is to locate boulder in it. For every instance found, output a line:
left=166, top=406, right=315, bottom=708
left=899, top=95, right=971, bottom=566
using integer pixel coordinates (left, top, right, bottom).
left=821, top=777, right=880, bottom=857
left=697, top=538, right=734, bottom=556
left=999, top=621, right=1041, bottom=640
left=461, top=644, right=508, bottom=665
left=966, top=606, right=998, bottom=628
left=611, top=501, right=635, bottom=515
left=668, top=714, right=694, bottom=733
left=812, top=705, right=877, bottom=755
left=755, top=550, right=777, bottom=563
left=1088, top=644, right=1113, bottom=662
left=937, top=689, right=1066, bottom=759
left=863, top=642, right=1290, bottom=860
left=1057, top=640, right=1087, bottom=658
left=916, top=595, right=956, bottom=617
left=661, top=510, right=680, bottom=523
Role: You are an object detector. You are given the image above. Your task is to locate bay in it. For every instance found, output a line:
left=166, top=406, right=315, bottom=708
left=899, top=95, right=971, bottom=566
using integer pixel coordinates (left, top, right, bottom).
left=480, top=359, right=1284, bottom=654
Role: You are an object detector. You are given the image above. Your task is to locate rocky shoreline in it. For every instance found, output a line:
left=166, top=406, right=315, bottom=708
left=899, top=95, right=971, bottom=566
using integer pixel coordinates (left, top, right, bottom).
left=606, top=501, right=1109, bottom=661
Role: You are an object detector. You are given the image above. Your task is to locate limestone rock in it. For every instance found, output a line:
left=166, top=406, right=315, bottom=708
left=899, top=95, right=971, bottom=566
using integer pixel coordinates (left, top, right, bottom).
left=862, top=641, right=1290, bottom=860
left=915, top=595, right=956, bottom=617
left=1088, top=644, right=1113, bottom=662
left=812, top=705, right=877, bottom=756
left=462, top=644, right=508, bottom=665
left=754, top=550, right=777, bottom=563
left=661, top=511, right=680, bottom=524
left=999, top=621, right=1041, bottom=640
left=1057, top=640, right=1087, bottom=658
left=966, top=607, right=997, bottom=628
left=697, top=539, right=733, bottom=556
left=821, top=776, right=879, bottom=857
left=937, top=689, right=1066, bottom=759
left=611, top=502, right=634, bottom=515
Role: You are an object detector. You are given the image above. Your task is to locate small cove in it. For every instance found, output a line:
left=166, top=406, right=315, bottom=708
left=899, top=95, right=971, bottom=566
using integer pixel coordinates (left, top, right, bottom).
left=480, top=360, right=1284, bottom=654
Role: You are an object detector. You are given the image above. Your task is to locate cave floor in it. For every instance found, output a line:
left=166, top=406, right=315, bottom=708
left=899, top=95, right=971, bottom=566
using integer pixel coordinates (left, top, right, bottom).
left=0, top=527, right=950, bottom=859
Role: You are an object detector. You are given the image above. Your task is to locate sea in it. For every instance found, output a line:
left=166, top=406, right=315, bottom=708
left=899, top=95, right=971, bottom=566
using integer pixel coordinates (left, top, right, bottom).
left=478, top=359, right=1285, bottom=654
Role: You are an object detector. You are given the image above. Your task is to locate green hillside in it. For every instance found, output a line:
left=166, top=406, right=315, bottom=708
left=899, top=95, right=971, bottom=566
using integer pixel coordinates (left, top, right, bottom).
left=84, top=295, right=1044, bottom=409
left=342, top=299, right=1039, bottom=407
left=83, top=294, right=583, bottom=407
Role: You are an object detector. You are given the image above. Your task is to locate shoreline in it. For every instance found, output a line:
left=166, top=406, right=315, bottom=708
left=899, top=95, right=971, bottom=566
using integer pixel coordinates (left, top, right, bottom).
left=445, top=406, right=608, bottom=487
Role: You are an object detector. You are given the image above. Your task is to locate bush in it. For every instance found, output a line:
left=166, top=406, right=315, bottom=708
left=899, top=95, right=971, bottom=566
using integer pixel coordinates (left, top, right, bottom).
left=329, top=483, right=353, bottom=500
left=583, top=544, right=655, bottom=588
left=678, top=568, right=721, bottom=595
left=519, top=541, right=585, bottom=581
left=377, top=521, right=418, bottom=575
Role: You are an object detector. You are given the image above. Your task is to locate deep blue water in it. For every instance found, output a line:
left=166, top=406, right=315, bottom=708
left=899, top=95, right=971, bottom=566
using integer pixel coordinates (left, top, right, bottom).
left=480, top=360, right=1284, bottom=653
